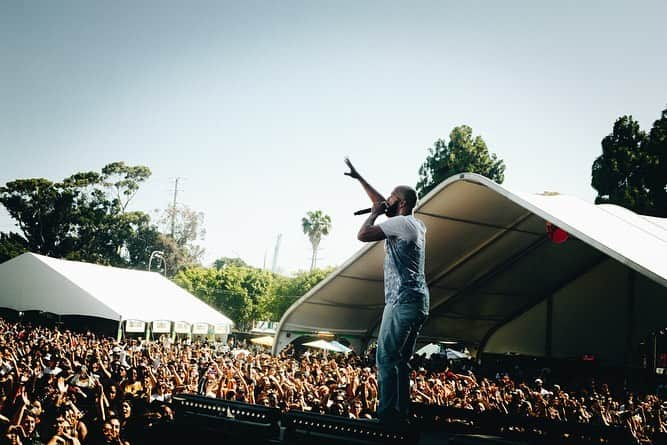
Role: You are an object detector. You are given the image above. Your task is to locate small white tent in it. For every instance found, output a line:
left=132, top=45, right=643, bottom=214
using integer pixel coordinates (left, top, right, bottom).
left=0, top=253, right=233, bottom=329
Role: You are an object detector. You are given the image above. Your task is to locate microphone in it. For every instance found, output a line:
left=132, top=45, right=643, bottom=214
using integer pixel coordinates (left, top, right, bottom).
left=354, top=202, right=387, bottom=216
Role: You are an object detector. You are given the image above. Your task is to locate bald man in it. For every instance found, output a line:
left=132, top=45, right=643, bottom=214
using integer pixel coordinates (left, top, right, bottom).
left=345, top=158, right=429, bottom=427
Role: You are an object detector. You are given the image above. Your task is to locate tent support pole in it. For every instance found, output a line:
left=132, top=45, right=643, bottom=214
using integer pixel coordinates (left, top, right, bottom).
left=625, top=270, right=636, bottom=367
left=545, top=294, right=553, bottom=357
left=477, top=255, right=608, bottom=358
left=117, top=318, right=123, bottom=342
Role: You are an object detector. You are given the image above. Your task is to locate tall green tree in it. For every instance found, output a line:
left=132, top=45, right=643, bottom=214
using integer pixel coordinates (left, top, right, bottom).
left=0, top=178, right=78, bottom=257
left=0, top=162, right=159, bottom=266
left=213, top=257, right=249, bottom=269
left=267, top=267, right=335, bottom=321
left=174, top=264, right=334, bottom=326
left=645, top=106, right=667, bottom=215
left=416, top=125, right=505, bottom=198
left=0, top=232, right=28, bottom=263
left=591, top=113, right=666, bottom=216
left=155, top=204, right=206, bottom=274
left=173, top=264, right=277, bottom=330
left=101, top=162, right=151, bottom=212
left=301, top=210, right=331, bottom=271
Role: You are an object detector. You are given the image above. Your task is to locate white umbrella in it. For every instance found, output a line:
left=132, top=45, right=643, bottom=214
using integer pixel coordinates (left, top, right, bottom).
left=250, top=336, right=274, bottom=347
left=445, top=348, right=470, bottom=360
left=330, top=340, right=353, bottom=353
left=416, top=344, right=470, bottom=360
left=232, top=348, right=251, bottom=358
left=303, top=339, right=351, bottom=353
left=416, top=343, right=441, bottom=359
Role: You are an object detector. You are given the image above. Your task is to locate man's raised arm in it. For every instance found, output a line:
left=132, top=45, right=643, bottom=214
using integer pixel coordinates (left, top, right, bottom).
left=344, top=157, right=386, bottom=204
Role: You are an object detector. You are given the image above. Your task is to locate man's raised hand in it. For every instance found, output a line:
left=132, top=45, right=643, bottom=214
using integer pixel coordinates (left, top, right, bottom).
left=344, top=157, right=361, bottom=180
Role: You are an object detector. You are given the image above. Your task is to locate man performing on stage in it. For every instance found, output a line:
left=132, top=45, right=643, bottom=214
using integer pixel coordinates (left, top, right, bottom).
left=345, top=158, right=429, bottom=427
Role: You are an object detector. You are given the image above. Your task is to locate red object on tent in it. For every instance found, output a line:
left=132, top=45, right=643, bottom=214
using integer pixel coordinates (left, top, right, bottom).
left=546, top=222, right=569, bottom=243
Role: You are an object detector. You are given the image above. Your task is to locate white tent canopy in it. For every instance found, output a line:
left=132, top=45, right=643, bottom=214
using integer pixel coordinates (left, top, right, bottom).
left=0, top=253, right=233, bottom=328
left=415, top=344, right=470, bottom=360
left=303, top=340, right=352, bottom=354
left=273, top=174, right=667, bottom=365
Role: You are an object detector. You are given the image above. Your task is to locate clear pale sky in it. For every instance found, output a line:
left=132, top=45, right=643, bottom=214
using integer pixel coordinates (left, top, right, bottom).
left=2, top=1, right=666, bottom=274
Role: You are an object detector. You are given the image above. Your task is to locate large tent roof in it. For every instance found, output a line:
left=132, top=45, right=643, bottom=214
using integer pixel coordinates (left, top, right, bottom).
left=273, top=174, right=667, bottom=363
left=0, top=253, right=233, bottom=326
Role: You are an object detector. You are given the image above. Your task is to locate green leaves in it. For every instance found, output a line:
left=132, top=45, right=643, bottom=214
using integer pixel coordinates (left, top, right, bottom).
left=416, top=125, right=505, bottom=198
left=0, top=162, right=158, bottom=267
left=591, top=106, right=667, bottom=217
left=302, top=210, right=332, bottom=271
left=173, top=265, right=334, bottom=329
left=101, top=161, right=151, bottom=212
left=0, top=178, right=77, bottom=256
left=0, top=232, right=28, bottom=263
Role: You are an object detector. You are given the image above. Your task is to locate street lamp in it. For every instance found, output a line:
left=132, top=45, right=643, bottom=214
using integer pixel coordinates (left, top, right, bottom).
left=148, top=251, right=167, bottom=277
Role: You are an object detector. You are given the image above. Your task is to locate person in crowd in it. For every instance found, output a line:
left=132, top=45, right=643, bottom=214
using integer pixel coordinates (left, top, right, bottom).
left=0, top=317, right=666, bottom=444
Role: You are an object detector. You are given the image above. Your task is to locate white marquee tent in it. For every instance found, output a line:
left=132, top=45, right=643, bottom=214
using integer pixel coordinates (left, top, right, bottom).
left=0, top=253, right=233, bottom=329
left=273, top=174, right=667, bottom=365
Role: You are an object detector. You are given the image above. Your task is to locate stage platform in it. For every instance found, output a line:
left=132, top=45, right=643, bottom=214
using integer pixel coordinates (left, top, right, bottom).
left=165, top=394, right=631, bottom=445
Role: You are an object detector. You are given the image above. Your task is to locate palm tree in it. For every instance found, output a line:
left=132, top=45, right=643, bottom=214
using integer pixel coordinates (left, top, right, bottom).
left=301, top=210, right=332, bottom=271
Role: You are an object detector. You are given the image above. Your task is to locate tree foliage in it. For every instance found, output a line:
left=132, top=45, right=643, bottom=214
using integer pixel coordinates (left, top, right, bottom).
left=0, top=162, right=160, bottom=267
left=301, top=210, right=331, bottom=271
left=268, top=267, right=335, bottom=321
left=213, top=257, right=249, bottom=269
left=173, top=265, right=334, bottom=329
left=101, top=162, right=151, bottom=212
left=416, top=125, right=505, bottom=198
left=592, top=107, right=667, bottom=216
left=645, top=107, right=667, bottom=215
left=155, top=204, right=206, bottom=274
left=0, top=232, right=28, bottom=263
left=173, top=265, right=275, bottom=331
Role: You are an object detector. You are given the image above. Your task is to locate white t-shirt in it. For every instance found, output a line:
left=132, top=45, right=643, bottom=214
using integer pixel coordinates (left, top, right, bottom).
left=378, top=214, right=424, bottom=244
left=377, top=215, right=429, bottom=309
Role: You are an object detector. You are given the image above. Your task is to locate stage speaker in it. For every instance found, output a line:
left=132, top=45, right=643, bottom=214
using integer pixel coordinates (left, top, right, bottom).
left=282, top=410, right=419, bottom=445
left=172, top=394, right=281, bottom=443
left=449, top=435, right=528, bottom=445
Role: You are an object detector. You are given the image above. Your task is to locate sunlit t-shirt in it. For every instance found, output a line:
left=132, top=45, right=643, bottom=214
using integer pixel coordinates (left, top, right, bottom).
left=378, top=215, right=429, bottom=312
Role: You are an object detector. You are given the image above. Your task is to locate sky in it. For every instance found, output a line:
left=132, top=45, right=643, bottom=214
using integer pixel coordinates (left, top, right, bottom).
left=1, top=1, right=666, bottom=274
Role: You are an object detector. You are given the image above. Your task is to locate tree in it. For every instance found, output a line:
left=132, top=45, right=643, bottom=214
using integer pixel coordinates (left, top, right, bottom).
left=0, top=232, right=28, bottom=263
left=266, top=267, right=335, bottom=321
left=301, top=210, right=331, bottom=271
left=645, top=106, right=667, bottom=216
left=0, top=178, right=78, bottom=257
left=173, top=264, right=276, bottom=330
left=101, top=162, right=151, bottom=212
left=0, top=162, right=159, bottom=266
left=155, top=204, right=206, bottom=273
left=591, top=114, right=666, bottom=216
left=173, top=264, right=334, bottom=327
left=213, top=257, right=248, bottom=269
left=416, top=125, right=505, bottom=198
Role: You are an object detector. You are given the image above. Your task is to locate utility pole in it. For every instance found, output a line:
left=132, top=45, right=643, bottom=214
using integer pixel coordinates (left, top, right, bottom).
left=271, top=234, right=282, bottom=273
left=170, top=177, right=180, bottom=238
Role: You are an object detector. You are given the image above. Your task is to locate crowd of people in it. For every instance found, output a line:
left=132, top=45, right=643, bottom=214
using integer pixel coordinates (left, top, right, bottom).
left=0, top=317, right=665, bottom=444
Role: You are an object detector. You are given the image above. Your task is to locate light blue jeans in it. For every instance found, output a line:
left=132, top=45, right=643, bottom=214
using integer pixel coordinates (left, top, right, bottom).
left=376, top=301, right=427, bottom=421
